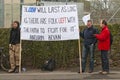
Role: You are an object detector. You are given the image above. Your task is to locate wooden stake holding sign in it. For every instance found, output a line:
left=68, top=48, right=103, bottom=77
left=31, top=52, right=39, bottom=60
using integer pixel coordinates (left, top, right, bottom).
left=19, top=29, right=22, bottom=73
left=19, top=40, right=22, bottom=73
left=78, top=38, right=82, bottom=73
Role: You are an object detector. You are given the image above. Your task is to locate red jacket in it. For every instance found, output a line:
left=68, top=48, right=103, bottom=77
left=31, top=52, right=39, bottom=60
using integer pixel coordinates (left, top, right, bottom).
left=95, top=26, right=110, bottom=50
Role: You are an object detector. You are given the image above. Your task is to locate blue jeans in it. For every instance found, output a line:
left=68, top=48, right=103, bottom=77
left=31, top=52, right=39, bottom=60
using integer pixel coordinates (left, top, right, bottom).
left=82, top=44, right=95, bottom=72
left=101, top=50, right=109, bottom=72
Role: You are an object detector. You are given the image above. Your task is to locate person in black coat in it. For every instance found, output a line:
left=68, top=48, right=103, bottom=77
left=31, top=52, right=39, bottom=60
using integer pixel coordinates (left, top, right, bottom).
left=79, top=20, right=98, bottom=73
left=8, top=21, right=20, bottom=73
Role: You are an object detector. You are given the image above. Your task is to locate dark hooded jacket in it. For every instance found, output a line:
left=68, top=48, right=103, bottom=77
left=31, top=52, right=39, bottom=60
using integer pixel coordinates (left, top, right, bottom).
left=9, top=27, right=20, bottom=45
left=80, top=26, right=98, bottom=45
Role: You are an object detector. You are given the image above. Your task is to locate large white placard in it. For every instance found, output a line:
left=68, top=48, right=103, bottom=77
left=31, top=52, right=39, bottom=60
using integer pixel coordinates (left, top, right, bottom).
left=21, top=5, right=79, bottom=41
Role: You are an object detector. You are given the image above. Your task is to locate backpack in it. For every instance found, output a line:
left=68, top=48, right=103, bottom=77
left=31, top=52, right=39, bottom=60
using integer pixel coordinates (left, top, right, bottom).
left=41, top=58, right=56, bottom=71
left=110, top=31, right=113, bottom=46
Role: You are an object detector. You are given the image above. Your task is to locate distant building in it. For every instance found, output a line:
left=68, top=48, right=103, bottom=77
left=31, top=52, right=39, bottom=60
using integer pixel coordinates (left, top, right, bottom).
left=0, top=0, right=4, bottom=27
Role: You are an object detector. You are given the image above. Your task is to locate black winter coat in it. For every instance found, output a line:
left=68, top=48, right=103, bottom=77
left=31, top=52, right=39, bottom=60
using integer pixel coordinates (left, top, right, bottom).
left=80, top=26, right=98, bottom=45
left=9, top=27, right=20, bottom=45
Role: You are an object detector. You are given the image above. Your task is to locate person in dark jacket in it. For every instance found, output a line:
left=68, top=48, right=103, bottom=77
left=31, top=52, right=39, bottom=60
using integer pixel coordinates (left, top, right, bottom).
left=8, top=21, right=20, bottom=73
left=80, top=20, right=98, bottom=73
left=94, top=20, right=110, bottom=74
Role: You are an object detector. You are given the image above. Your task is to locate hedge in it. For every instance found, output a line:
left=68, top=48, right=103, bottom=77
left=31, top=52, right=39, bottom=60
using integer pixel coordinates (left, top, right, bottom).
left=0, top=24, right=120, bottom=69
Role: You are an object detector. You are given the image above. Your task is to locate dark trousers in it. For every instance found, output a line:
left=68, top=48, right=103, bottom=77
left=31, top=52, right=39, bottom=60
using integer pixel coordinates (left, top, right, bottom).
left=101, top=50, right=109, bottom=72
left=82, top=44, right=95, bottom=72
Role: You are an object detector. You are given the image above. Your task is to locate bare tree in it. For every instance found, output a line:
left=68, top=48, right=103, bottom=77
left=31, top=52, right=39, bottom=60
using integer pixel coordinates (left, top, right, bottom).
left=87, top=0, right=120, bottom=24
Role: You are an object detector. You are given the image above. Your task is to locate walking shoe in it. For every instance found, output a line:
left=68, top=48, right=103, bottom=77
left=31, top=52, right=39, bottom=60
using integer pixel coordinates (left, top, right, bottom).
left=101, top=71, right=109, bottom=75
left=88, top=70, right=93, bottom=73
left=8, top=69, right=15, bottom=73
left=78, top=70, right=85, bottom=73
left=14, top=66, right=19, bottom=73
left=99, top=71, right=103, bottom=74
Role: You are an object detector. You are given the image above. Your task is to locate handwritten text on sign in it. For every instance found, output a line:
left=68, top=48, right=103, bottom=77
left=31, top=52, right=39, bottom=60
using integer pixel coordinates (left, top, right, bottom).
left=21, top=5, right=79, bottom=41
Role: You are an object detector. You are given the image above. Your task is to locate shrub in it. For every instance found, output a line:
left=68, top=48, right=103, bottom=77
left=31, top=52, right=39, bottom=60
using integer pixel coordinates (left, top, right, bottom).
left=0, top=24, right=119, bottom=69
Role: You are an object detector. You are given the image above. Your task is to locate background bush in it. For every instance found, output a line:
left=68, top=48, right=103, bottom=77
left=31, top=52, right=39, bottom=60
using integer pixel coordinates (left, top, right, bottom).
left=0, top=24, right=120, bottom=69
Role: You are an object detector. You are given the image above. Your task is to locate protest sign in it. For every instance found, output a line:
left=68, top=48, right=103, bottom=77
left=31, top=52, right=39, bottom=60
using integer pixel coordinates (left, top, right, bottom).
left=20, top=5, right=82, bottom=73
left=82, top=14, right=90, bottom=25
left=21, top=5, right=79, bottom=41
